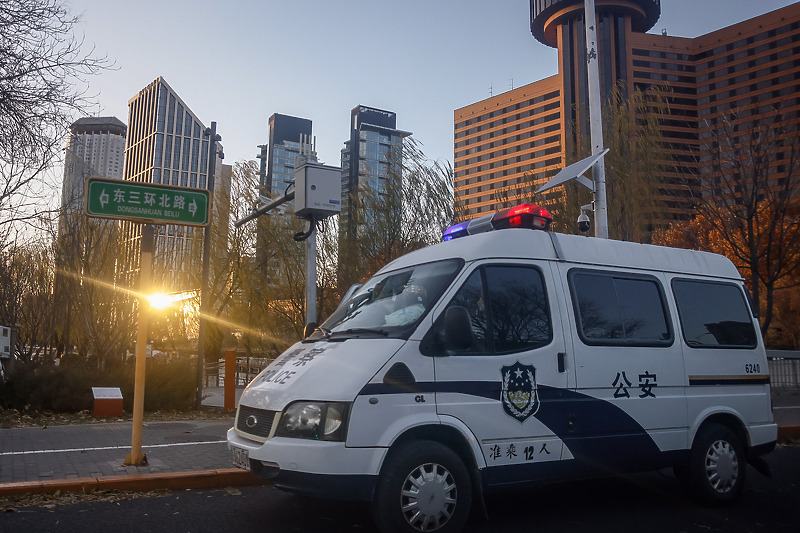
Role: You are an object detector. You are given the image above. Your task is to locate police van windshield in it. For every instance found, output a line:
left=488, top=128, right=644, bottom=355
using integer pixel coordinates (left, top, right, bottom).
left=317, top=259, right=463, bottom=339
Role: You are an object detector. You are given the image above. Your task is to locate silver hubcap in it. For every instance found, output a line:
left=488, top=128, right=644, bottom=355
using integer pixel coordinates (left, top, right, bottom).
left=704, top=439, right=739, bottom=493
left=400, top=462, right=457, bottom=531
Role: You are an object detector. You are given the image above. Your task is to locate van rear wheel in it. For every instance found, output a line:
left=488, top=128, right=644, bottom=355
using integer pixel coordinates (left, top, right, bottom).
left=373, top=440, right=472, bottom=533
left=685, top=423, right=746, bottom=504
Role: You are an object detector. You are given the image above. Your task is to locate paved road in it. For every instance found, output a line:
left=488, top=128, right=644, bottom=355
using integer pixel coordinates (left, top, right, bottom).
left=2, top=444, right=798, bottom=533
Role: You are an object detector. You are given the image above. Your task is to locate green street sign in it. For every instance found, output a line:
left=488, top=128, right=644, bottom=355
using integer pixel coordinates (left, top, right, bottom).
left=85, top=177, right=210, bottom=226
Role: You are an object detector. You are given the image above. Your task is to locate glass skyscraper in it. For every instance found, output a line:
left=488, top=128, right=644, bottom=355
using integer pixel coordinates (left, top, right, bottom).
left=261, top=113, right=313, bottom=199
left=121, top=77, right=224, bottom=292
left=340, top=105, right=411, bottom=237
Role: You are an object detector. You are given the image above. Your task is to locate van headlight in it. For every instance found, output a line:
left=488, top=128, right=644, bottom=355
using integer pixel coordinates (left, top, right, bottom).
left=276, top=401, right=350, bottom=441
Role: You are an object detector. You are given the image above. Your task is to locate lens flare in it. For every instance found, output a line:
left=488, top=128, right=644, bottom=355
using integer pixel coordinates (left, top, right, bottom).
left=147, top=291, right=194, bottom=310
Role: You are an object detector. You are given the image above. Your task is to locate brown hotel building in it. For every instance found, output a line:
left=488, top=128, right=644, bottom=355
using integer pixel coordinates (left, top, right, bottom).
left=454, top=1, right=800, bottom=223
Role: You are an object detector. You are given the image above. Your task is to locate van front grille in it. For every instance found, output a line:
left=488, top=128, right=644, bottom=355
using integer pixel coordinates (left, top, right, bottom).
left=236, top=405, right=279, bottom=440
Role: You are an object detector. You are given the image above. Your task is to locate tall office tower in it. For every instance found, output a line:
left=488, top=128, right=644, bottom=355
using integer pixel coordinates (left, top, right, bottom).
left=454, top=2, right=800, bottom=225
left=262, top=113, right=313, bottom=199
left=121, top=77, right=224, bottom=292
left=61, top=116, right=127, bottom=211
left=253, top=114, right=313, bottom=283
left=340, top=105, right=411, bottom=237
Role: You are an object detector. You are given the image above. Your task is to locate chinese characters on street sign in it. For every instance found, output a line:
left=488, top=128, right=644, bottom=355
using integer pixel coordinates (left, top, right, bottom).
left=84, top=177, right=210, bottom=226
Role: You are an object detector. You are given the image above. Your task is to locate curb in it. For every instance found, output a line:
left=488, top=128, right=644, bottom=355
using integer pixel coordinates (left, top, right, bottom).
left=0, top=469, right=268, bottom=498
left=778, top=425, right=800, bottom=443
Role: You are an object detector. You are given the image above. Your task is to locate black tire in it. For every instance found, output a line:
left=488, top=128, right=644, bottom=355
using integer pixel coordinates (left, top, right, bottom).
left=373, top=440, right=472, bottom=533
left=685, top=423, right=746, bottom=505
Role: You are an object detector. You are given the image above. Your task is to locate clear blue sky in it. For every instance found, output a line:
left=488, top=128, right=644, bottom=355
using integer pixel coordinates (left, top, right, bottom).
left=69, top=0, right=798, bottom=169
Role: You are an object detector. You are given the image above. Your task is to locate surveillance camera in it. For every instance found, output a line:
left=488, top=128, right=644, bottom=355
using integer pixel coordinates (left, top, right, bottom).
left=577, top=211, right=591, bottom=233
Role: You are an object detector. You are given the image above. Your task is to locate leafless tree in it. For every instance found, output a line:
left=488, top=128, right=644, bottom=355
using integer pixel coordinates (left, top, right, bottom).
left=551, top=82, right=669, bottom=240
left=0, top=0, right=110, bottom=230
left=339, top=138, right=454, bottom=289
left=51, top=211, right=135, bottom=365
left=0, top=239, right=55, bottom=362
left=686, top=106, right=800, bottom=336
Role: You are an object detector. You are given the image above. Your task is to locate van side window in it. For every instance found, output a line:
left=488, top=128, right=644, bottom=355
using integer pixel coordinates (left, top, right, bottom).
left=449, top=271, right=490, bottom=352
left=570, top=270, right=672, bottom=346
left=448, top=265, right=552, bottom=355
left=672, top=280, right=757, bottom=348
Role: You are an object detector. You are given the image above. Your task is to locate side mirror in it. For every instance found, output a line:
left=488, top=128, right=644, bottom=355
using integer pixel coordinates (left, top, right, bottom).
left=444, top=306, right=474, bottom=351
left=340, top=283, right=363, bottom=305
left=303, top=322, right=318, bottom=338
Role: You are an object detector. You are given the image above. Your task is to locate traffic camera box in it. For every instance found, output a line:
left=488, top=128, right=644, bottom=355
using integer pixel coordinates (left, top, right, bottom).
left=294, top=162, right=342, bottom=218
left=92, top=387, right=123, bottom=418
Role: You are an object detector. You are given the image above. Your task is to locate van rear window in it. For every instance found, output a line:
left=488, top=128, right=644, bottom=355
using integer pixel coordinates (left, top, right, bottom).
left=672, top=280, right=757, bottom=348
left=569, top=270, right=672, bottom=346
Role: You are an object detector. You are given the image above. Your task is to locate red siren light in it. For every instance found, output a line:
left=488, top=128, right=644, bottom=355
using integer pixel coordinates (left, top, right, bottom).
left=442, top=203, right=553, bottom=240
left=492, top=204, right=553, bottom=231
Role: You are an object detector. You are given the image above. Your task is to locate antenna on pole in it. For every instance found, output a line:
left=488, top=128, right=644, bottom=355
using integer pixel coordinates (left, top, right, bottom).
left=583, top=0, right=609, bottom=239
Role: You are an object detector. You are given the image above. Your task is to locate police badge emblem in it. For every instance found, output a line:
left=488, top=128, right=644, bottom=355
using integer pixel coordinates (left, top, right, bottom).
left=501, top=362, right=540, bottom=422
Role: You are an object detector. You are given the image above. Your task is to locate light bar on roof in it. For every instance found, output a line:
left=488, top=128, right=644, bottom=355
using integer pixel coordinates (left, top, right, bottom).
left=443, top=203, right=553, bottom=241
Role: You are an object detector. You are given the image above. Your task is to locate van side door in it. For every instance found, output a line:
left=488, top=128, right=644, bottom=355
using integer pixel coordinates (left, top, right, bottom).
left=556, top=265, right=687, bottom=474
left=429, top=260, right=574, bottom=487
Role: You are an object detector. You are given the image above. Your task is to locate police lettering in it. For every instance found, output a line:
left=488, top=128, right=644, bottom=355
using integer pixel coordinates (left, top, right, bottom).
left=259, top=369, right=297, bottom=385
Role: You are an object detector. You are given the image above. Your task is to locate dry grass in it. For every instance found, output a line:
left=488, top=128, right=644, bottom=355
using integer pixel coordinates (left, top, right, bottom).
left=0, top=405, right=233, bottom=429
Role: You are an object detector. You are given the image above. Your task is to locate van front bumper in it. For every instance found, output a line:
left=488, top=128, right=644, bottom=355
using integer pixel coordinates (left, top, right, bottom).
left=227, top=428, right=386, bottom=501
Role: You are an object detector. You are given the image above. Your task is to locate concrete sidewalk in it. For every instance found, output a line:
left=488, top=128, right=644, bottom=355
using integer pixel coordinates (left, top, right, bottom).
left=198, top=385, right=245, bottom=409
left=0, top=387, right=265, bottom=497
left=0, top=387, right=797, bottom=499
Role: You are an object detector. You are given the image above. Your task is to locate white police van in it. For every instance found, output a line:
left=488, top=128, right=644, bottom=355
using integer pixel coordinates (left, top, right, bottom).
left=228, top=204, right=776, bottom=533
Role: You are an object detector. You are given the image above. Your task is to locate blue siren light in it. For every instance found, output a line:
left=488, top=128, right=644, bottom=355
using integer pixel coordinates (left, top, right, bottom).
left=442, top=203, right=553, bottom=241
left=442, top=221, right=470, bottom=241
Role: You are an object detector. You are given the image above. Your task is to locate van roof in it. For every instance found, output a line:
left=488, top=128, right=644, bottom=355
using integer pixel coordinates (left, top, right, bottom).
left=380, top=229, right=742, bottom=280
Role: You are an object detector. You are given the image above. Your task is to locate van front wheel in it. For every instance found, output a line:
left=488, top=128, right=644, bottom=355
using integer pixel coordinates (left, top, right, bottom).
left=685, top=423, right=746, bottom=504
left=373, top=440, right=472, bottom=533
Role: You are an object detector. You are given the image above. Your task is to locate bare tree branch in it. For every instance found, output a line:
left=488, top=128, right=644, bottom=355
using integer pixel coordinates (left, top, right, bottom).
left=0, top=0, right=111, bottom=230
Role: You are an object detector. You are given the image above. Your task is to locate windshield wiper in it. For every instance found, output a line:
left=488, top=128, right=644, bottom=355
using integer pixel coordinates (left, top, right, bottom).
left=301, top=325, right=332, bottom=343
left=330, top=327, right=390, bottom=338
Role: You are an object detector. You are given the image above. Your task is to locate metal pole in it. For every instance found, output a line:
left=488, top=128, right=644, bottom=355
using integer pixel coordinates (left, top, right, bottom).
left=305, top=223, right=317, bottom=325
left=234, top=190, right=295, bottom=228
left=584, top=0, right=609, bottom=239
left=125, top=224, right=154, bottom=466
left=196, top=121, right=218, bottom=410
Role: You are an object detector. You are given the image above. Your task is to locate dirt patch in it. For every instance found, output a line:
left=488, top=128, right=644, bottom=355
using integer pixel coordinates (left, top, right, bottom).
left=0, top=405, right=233, bottom=429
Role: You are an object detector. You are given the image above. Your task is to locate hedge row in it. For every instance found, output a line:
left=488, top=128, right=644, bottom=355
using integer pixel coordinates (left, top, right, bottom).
left=0, top=357, right=196, bottom=413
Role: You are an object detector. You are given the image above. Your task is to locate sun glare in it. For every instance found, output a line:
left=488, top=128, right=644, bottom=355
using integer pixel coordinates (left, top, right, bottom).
left=147, top=291, right=195, bottom=310
left=147, top=292, right=173, bottom=310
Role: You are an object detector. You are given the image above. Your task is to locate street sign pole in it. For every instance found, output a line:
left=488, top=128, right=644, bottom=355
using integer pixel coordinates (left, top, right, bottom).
left=84, top=173, right=210, bottom=466
left=125, top=224, right=154, bottom=466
